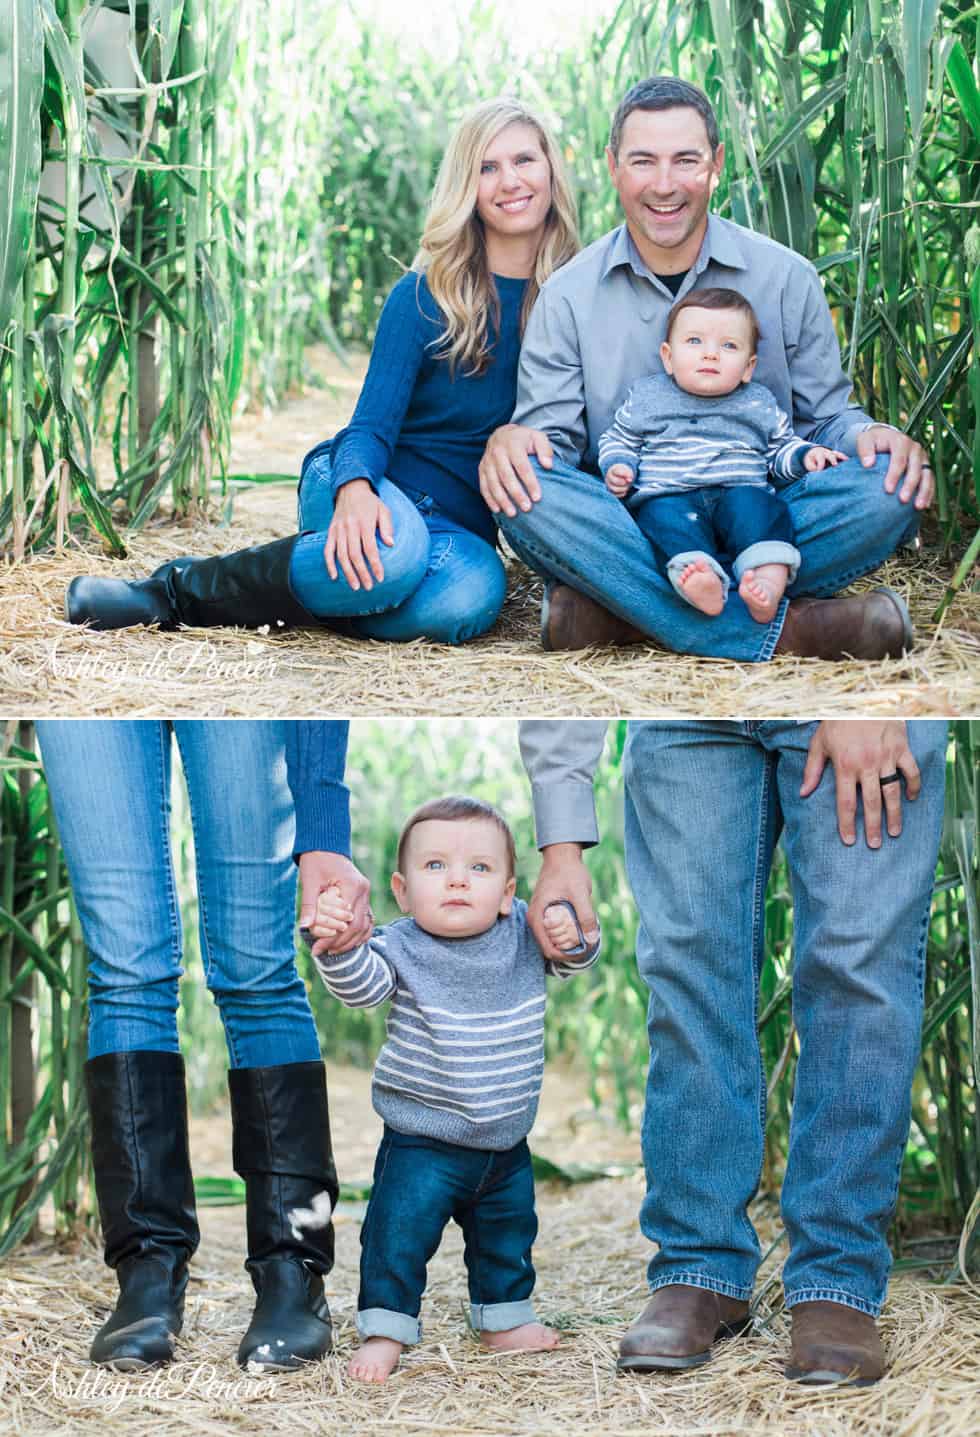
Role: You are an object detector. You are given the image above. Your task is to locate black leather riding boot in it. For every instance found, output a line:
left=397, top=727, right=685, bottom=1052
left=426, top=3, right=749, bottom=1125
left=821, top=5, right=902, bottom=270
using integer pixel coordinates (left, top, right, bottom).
left=65, top=535, right=321, bottom=632
left=228, top=1061, right=339, bottom=1372
left=85, top=1051, right=200, bottom=1370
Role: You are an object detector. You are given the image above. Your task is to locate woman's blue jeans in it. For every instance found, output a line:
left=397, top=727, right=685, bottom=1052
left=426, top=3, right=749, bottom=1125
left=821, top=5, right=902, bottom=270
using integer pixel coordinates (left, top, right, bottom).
left=623, top=720, right=947, bottom=1315
left=499, top=454, right=918, bottom=660
left=290, top=455, right=506, bottom=644
left=36, top=720, right=321, bottom=1068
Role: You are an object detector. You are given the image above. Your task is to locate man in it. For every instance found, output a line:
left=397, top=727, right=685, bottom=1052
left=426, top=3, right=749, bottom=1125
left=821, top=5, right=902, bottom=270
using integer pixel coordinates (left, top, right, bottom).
left=480, top=78, right=933, bottom=660
left=518, top=719, right=946, bottom=1383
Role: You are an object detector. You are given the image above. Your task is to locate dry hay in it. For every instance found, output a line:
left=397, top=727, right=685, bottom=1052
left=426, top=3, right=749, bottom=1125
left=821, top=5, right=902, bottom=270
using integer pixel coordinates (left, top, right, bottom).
left=1, top=347, right=977, bottom=718
left=2, top=1065, right=979, bottom=1437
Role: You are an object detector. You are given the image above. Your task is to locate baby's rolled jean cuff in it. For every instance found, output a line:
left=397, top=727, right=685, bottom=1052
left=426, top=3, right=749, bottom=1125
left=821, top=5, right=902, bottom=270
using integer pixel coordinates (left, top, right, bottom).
left=356, top=1307, right=421, bottom=1345
left=733, top=541, right=801, bottom=584
left=666, top=551, right=730, bottom=603
left=470, top=1299, right=537, bottom=1333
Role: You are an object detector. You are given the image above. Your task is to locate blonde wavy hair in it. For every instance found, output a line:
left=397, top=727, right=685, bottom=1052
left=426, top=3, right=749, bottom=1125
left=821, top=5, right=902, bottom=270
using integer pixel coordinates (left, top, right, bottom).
left=413, top=98, right=579, bottom=377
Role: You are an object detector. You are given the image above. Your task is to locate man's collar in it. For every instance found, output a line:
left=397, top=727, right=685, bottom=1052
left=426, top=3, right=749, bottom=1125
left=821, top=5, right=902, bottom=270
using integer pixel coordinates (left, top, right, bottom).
left=601, top=214, right=749, bottom=281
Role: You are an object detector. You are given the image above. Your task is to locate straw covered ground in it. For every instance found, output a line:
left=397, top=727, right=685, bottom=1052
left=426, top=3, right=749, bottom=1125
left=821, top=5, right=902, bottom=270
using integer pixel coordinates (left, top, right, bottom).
left=1, top=347, right=977, bottom=719
left=2, top=1063, right=979, bottom=1437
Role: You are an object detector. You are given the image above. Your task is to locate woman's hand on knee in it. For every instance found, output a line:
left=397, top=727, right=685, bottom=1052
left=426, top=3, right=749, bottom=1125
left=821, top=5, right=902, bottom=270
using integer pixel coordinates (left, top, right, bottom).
left=325, top=479, right=395, bottom=590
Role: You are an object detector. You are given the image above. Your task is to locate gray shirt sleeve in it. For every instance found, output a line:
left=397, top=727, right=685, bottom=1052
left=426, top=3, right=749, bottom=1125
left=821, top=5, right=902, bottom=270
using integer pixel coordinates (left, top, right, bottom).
left=518, top=720, right=608, bottom=848
left=511, top=286, right=588, bottom=466
left=790, top=264, right=875, bottom=451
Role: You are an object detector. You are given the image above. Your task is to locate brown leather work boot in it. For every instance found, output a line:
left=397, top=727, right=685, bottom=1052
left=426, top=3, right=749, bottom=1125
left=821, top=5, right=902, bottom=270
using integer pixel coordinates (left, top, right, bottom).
left=541, top=583, right=646, bottom=651
left=775, top=586, right=913, bottom=661
left=787, top=1301, right=885, bottom=1386
left=617, top=1284, right=751, bottom=1372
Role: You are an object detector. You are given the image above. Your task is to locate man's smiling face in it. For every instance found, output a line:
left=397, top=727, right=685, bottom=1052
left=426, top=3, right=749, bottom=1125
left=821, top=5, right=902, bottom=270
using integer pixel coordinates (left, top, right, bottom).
left=606, top=105, right=724, bottom=274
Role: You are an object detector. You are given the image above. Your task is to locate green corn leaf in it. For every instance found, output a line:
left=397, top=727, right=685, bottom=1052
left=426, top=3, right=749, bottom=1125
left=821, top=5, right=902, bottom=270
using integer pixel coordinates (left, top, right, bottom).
left=150, top=0, right=186, bottom=83
left=0, top=0, right=43, bottom=339
left=946, top=41, right=980, bottom=143
left=903, top=0, right=942, bottom=144
left=756, top=74, right=848, bottom=172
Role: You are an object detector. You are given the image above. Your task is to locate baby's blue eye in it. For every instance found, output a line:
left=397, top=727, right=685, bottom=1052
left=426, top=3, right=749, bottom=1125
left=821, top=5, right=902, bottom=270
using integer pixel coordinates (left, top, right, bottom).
left=685, top=336, right=702, bottom=344
left=472, top=862, right=490, bottom=873
left=425, top=859, right=446, bottom=871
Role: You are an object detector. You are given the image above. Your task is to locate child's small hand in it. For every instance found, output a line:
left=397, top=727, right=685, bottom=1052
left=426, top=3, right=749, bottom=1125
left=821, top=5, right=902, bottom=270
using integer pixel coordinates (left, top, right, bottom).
left=311, top=884, right=355, bottom=943
left=604, top=463, right=635, bottom=497
left=804, top=446, right=848, bottom=471
left=542, top=901, right=584, bottom=958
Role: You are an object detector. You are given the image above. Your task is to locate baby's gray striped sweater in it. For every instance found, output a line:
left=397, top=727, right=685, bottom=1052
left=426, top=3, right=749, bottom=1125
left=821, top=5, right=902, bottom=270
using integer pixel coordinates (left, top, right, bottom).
left=598, top=373, right=814, bottom=496
left=313, top=899, right=599, bottom=1150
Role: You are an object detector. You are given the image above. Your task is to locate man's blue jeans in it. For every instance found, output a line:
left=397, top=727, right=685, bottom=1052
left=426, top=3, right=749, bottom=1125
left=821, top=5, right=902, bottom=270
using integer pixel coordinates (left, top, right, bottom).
left=623, top=720, right=946, bottom=1315
left=36, top=721, right=321, bottom=1067
left=291, top=454, right=506, bottom=644
left=500, top=454, right=918, bottom=660
left=356, top=1127, right=539, bottom=1343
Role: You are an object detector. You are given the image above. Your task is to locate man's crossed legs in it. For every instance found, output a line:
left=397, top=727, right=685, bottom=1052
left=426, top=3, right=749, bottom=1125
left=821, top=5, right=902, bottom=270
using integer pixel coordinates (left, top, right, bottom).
left=499, top=455, right=918, bottom=660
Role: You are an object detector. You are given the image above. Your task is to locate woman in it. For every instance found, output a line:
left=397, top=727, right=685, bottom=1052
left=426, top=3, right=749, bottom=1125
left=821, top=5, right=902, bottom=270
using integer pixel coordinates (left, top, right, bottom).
left=65, top=99, right=579, bottom=644
left=35, top=720, right=370, bottom=1373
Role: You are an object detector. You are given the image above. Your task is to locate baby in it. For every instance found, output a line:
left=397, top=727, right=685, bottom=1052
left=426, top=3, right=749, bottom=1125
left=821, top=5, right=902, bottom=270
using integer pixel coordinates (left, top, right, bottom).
left=598, top=287, right=846, bottom=622
left=306, top=794, right=600, bottom=1383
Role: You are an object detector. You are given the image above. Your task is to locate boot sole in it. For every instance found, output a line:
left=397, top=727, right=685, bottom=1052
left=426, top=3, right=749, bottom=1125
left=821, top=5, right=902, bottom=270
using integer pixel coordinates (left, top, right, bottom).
left=616, top=1316, right=752, bottom=1373
left=786, top=1365, right=879, bottom=1387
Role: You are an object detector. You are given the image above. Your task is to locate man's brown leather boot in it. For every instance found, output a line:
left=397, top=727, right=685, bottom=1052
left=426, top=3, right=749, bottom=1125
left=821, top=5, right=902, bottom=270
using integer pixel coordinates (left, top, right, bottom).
left=617, top=1284, right=751, bottom=1372
left=541, top=583, right=646, bottom=651
left=786, top=1301, right=885, bottom=1386
left=775, top=587, right=913, bottom=661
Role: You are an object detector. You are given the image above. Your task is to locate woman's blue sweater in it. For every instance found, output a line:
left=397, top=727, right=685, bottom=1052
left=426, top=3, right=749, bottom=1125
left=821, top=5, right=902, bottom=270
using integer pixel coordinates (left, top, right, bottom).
left=301, top=270, right=527, bottom=545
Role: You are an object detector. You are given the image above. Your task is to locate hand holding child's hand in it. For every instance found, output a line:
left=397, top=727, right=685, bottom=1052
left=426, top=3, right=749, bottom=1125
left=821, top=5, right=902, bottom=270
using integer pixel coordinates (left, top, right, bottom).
left=804, top=446, right=848, bottom=472
left=542, top=901, right=584, bottom=958
left=604, top=463, right=635, bottom=497
left=309, top=884, right=355, bottom=949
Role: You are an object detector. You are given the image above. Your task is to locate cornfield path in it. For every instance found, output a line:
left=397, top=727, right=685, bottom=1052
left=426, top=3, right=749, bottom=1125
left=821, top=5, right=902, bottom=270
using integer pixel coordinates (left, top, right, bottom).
left=2, top=1062, right=977, bottom=1437
left=2, top=347, right=977, bottom=718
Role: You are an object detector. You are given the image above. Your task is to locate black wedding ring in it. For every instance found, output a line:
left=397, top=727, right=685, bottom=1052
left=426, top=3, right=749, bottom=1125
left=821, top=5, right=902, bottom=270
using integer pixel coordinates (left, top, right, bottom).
left=879, top=772, right=902, bottom=787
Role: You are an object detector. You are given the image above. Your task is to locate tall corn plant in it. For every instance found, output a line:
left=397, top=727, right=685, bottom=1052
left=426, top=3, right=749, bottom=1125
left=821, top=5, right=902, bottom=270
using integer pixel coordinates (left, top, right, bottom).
left=0, top=724, right=89, bottom=1259
left=0, top=0, right=241, bottom=557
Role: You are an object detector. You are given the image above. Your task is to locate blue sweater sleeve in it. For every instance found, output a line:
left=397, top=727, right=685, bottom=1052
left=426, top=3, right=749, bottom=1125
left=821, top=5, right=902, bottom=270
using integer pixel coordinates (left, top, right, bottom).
left=328, top=273, right=437, bottom=496
left=286, top=721, right=352, bottom=860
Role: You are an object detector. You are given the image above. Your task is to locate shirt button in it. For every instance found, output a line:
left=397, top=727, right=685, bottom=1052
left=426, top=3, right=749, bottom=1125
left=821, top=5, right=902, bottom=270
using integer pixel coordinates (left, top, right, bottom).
left=689, top=418, right=697, bottom=424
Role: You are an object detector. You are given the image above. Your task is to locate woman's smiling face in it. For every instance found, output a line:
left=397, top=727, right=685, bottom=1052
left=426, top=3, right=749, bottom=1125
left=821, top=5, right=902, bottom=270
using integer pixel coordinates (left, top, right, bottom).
left=475, top=121, right=552, bottom=243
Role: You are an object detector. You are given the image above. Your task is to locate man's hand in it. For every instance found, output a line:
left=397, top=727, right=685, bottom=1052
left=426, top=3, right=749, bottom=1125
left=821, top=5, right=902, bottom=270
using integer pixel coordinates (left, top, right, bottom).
left=528, top=843, right=599, bottom=960
left=324, top=478, right=395, bottom=591
left=478, top=424, right=553, bottom=518
left=298, top=851, right=373, bottom=957
left=856, top=426, right=934, bottom=510
left=800, top=721, right=921, bottom=848
left=604, top=462, right=636, bottom=497
left=804, top=446, right=847, bottom=472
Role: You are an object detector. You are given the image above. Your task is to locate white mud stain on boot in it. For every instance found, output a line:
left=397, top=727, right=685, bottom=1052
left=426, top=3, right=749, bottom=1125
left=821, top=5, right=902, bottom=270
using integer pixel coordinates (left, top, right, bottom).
left=286, top=1189, right=334, bottom=1243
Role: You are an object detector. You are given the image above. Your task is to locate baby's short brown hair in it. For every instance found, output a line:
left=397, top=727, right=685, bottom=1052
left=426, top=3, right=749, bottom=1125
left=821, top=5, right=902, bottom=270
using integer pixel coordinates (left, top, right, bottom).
left=396, top=796, right=516, bottom=877
left=665, top=287, right=760, bottom=353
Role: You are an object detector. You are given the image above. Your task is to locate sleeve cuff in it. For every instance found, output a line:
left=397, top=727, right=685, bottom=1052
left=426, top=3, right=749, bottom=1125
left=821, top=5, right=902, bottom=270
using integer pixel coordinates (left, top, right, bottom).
left=294, top=782, right=352, bottom=861
left=531, top=779, right=599, bottom=850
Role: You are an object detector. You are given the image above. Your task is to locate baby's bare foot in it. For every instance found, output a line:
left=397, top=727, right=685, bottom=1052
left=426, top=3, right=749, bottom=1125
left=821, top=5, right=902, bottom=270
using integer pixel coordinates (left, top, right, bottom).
left=739, top=563, right=789, bottom=623
left=678, top=559, right=725, bottom=616
left=481, top=1322, right=560, bottom=1354
left=347, top=1336, right=403, bottom=1382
